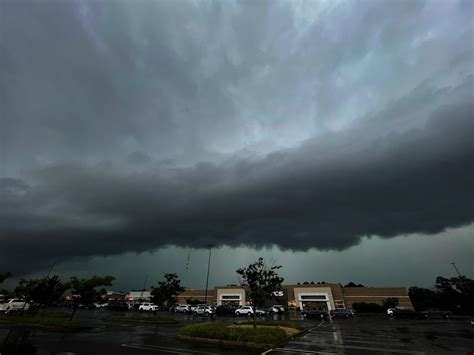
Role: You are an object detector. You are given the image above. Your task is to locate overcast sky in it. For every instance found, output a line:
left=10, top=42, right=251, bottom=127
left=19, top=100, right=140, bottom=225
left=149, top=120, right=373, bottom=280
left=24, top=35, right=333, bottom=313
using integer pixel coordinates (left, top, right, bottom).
left=1, top=0, right=473, bottom=290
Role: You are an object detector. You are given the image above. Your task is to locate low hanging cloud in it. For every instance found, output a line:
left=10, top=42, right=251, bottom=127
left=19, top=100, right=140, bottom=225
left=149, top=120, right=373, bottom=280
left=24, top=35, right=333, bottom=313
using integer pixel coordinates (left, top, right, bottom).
left=1, top=0, right=473, bottom=274
left=1, top=77, right=473, bottom=274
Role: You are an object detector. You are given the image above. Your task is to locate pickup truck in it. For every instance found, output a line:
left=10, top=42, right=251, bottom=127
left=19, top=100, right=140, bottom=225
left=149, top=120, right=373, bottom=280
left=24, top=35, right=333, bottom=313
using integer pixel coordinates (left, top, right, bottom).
left=421, top=308, right=452, bottom=319
left=0, top=299, right=30, bottom=313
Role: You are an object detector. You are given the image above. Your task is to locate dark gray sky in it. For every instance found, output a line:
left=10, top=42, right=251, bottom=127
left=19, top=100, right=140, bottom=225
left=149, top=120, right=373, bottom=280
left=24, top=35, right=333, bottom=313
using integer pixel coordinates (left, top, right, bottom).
left=1, top=0, right=473, bottom=289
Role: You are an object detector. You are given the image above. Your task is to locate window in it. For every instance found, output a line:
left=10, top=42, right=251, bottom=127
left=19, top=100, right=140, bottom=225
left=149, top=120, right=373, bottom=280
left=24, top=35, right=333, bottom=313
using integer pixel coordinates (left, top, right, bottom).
left=300, top=295, right=327, bottom=300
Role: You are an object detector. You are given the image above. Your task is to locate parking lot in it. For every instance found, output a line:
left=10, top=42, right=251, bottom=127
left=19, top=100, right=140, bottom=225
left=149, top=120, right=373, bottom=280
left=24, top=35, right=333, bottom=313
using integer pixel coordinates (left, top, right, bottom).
left=1, top=310, right=473, bottom=354
left=269, top=315, right=474, bottom=354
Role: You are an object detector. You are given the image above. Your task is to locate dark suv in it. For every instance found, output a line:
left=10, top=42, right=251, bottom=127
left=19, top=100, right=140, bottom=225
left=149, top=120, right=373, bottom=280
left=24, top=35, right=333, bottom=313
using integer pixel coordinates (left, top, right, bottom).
left=393, top=309, right=424, bottom=319
left=302, top=309, right=330, bottom=321
left=420, top=308, right=452, bottom=319
left=330, top=309, right=353, bottom=319
left=215, top=305, right=239, bottom=316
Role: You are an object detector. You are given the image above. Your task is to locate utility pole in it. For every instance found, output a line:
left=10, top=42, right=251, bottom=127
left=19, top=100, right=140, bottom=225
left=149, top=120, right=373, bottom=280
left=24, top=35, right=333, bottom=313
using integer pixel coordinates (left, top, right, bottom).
left=141, top=273, right=148, bottom=301
left=204, top=245, right=215, bottom=305
left=450, top=262, right=462, bottom=277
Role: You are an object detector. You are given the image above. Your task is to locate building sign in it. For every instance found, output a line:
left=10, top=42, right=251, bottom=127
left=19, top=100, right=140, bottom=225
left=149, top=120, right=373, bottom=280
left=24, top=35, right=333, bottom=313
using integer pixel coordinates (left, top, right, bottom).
left=221, top=295, right=240, bottom=300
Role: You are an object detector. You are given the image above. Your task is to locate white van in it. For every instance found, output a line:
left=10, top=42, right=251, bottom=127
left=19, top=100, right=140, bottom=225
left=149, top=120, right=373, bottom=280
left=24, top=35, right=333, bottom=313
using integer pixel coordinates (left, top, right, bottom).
left=0, top=299, right=30, bottom=313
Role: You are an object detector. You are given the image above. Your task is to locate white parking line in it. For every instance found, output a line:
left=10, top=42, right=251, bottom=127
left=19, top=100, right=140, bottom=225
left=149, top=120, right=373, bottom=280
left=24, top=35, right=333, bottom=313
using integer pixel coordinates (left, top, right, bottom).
left=295, top=336, right=414, bottom=348
left=121, top=344, right=186, bottom=354
left=262, top=348, right=336, bottom=354
left=280, top=340, right=424, bottom=354
left=121, top=343, right=219, bottom=354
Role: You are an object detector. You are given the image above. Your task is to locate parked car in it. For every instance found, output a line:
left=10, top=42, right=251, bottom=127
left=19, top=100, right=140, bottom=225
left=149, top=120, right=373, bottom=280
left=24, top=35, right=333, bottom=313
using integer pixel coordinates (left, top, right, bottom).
left=175, top=305, right=191, bottom=313
left=94, top=302, right=108, bottom=309
left=273, top=305, right=285, bottom=313
left=215, top=305, right=239, bottom=316
left=266, top=306, right=281, bottom=314
left=107, top=303, right=129, bottom=311
left=330, top=309, right=353, bottom=319
left=1, top=299, right=30, bottom=314
left=392, top=309, right=423, bottom=319
left=138, top=303, right=159, bottom=312
left=190, top=304, right=201, bottom=312
left=194, top=305, right=215, bottom=316
left=78, top=303, right=97, bottom=310
left=420, top=308, right=452, bottom=319
left=235, top=306, right=266, bottom=316
left=302, top=309, right=330, bottom=321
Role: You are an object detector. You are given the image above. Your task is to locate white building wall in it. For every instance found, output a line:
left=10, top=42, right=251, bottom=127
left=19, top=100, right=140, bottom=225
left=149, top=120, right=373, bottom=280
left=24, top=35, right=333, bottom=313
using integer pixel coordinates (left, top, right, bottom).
left=216, top=288, right=246, bottom=306
left=293, top=287, right=335, bottom=311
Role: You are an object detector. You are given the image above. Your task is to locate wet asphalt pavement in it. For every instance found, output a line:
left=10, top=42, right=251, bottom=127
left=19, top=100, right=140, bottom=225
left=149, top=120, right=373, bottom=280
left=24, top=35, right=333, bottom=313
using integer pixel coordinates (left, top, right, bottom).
left=0, top=310, right=473, bottom=354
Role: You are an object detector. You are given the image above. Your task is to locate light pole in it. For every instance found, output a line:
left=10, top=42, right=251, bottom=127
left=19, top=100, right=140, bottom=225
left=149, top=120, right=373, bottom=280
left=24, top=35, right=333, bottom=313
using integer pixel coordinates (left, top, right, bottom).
left=204, top=245, right=215, bottom=305
left=450, top=262, right=462, bottom=277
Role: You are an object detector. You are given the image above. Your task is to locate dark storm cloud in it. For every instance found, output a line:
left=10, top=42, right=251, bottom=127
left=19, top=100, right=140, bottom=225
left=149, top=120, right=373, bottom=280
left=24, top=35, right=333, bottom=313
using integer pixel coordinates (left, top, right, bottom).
left=1, top=77, right=473, bottom=273
left=1, top=0, right=473, bottom=273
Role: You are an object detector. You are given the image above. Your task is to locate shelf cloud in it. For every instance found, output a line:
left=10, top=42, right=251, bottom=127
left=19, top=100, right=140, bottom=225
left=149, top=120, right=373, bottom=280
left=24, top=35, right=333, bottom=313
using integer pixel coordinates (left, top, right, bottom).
left=1, top=0, right=473, bottom=274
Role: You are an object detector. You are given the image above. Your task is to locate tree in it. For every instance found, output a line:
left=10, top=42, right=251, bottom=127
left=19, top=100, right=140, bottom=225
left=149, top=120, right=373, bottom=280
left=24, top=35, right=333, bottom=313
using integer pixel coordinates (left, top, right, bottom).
left=14, top=276, right=69, bottom=315
left=14, top=278, right=39, bottom=314
left=69, top=275, right=114, bottom=320
left=236, top=257, right=284, bottom=328
left=408, top=286, right=437, bottom=311
left=186, top=299, right=201, bottom=306
left=35, top=276, right=69, bottom=312
left=151, top=273, right=185, bottom=308
left=408, top=276, right=474, bottom=315
left=344, top=282, right=365, bottom=287
left=382, top=297, right=399, bottom=310
left=0, top=272, right=11, bottom=284
left=434, top=275, right=474, bottom=315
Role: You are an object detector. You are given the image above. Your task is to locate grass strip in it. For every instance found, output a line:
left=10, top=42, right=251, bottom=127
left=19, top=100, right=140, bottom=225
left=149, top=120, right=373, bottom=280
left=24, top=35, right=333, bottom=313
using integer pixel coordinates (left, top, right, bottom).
left=0, top=314, right=87, bottom=331
left=179, top=322, right=287, bottom=344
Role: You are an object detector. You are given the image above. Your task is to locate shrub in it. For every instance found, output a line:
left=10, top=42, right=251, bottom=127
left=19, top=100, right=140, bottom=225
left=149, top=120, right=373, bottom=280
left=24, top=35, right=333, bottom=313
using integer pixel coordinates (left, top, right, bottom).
left=179, top=322, right=287, bottom=344
left=238, top=320, right=303, bottom=330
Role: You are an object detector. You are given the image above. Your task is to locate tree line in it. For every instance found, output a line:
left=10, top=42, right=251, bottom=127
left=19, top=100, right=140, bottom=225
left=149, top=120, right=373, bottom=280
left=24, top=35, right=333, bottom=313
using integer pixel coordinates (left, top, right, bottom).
left=0, top=271, right=189, bottom=320
left=409, top=276, right=474, bottom=315
left=3, top=263, right=471, bottom=323
left=0, top=258, right=284, bottom=329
